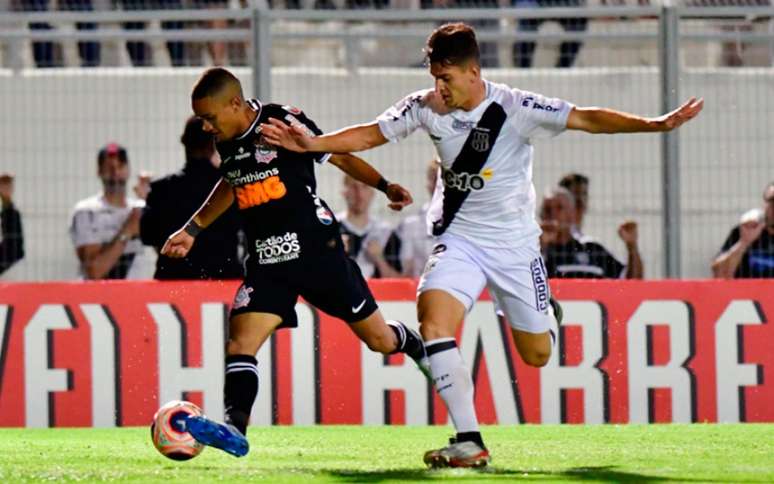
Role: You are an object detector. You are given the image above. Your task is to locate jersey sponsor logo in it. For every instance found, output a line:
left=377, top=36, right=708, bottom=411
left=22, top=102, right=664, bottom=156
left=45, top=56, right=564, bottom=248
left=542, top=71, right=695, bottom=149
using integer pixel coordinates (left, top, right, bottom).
left=442, top=167, right=486, bottom=192
left=284, top=114, right=315, bottom=137
left=282, top=105, right=302, bottom=115
left=521, top=96, right=560, bottom=112
left=452, top=119, right=476, bottom=131
left=228, top=167, right=279, bottom=185
left=233, top=169, right=287, bottom=210
left=308, top=186, right=334, bottom=226
left=530, top=258, right=549, bottom=312
left=471, top=128, right=490, bottom=152
left=236, top=146, right=251, bottom=161
left=389, top=94, right=422, bottom=121
left=255, top=232, right=301, bottom=264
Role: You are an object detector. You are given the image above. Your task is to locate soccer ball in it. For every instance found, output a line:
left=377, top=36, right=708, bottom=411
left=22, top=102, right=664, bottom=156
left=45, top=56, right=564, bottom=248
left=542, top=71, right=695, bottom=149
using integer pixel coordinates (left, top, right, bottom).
left=150, top=400, right=205, bottom=461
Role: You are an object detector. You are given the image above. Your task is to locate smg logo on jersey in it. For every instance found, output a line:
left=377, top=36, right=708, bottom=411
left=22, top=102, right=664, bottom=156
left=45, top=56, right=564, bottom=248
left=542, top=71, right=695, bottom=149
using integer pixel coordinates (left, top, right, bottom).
left=442, top=167, right=493, bottom=192
left=228, top=167, right=288, bottom=209
left=255, top=232, right=301, bottom=264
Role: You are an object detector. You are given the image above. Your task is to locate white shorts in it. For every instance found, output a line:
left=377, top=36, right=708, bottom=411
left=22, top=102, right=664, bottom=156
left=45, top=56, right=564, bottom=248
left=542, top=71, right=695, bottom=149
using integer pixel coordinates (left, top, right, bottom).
left=417, top=233, right=553, bottom=334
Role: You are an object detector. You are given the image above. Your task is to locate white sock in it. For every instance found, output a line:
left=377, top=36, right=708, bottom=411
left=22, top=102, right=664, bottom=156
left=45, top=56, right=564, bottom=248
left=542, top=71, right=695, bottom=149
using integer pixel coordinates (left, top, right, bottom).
left=425, top=337, right=479, bottom=433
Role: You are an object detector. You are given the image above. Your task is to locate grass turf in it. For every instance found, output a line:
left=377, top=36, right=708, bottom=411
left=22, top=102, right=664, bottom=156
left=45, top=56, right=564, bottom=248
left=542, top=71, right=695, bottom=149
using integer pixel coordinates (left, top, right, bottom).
left=0, top=424, right=772, bottom=482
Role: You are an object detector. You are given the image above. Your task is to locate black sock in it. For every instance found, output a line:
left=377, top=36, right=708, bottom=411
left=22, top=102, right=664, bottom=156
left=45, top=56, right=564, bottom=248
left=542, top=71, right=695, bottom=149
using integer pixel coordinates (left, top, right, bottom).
left=224, top=354, right=258, bottom=435
left=387, top=320, right=425, bottom=361
left=456, top=431, right=486, bottom=449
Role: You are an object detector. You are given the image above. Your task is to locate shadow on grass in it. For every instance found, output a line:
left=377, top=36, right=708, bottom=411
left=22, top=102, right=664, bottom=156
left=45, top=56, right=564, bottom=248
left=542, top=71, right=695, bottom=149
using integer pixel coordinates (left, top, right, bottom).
left=324, top=465, right=721, bottom=482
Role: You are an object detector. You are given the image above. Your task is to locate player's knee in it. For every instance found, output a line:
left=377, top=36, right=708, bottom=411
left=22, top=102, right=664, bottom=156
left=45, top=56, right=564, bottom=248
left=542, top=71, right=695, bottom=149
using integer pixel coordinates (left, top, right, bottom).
left=226, top=337, right=259, bottom=356
left=522, top=349, right=551, bottom=367
left=419, top=319, right=450, bottom=341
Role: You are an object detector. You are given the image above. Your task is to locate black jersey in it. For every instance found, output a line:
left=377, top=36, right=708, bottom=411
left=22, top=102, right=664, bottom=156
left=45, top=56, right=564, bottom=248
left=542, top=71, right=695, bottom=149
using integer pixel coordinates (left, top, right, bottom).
left=216, top=100, right=337, bottom=266
left=543, top=235, right=624, bottom=279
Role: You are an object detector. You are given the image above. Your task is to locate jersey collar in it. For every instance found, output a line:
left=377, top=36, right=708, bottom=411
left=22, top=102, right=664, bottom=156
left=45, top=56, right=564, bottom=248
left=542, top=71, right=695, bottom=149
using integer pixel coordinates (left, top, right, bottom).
left=236, top=98, right=263, bottom=140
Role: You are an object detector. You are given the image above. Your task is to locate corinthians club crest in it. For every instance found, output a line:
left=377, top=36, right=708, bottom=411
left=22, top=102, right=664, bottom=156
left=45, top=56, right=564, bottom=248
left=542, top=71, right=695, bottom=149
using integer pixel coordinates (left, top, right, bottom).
left=471, top=128, right=490, bottom=152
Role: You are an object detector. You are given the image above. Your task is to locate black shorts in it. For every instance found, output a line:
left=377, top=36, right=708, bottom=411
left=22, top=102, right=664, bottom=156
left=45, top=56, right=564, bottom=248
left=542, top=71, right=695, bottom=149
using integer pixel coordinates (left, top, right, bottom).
left=230, top=236, right=378, bottom=328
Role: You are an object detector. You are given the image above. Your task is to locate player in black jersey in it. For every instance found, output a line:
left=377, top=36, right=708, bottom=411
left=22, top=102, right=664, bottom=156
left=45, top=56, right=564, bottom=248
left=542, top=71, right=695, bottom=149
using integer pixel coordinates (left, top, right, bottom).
left=161, top=67, right=429, bottom=457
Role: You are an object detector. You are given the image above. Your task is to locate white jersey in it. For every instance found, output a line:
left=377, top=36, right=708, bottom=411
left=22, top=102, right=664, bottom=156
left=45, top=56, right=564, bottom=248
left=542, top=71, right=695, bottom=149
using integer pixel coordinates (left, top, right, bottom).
left=377, top=80, right=573, bottom=248
left=69, top=194, right=150, bottom=279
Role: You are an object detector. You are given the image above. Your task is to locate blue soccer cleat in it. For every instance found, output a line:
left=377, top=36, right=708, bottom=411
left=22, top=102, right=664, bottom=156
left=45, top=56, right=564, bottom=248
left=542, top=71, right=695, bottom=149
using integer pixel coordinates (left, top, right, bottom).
left=185, top=415, right=249, bottom=457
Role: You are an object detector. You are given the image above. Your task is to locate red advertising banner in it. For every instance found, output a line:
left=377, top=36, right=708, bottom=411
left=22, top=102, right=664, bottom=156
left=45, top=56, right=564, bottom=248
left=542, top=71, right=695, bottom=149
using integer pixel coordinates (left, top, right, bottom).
left=0, top=280, right=771, bottom=427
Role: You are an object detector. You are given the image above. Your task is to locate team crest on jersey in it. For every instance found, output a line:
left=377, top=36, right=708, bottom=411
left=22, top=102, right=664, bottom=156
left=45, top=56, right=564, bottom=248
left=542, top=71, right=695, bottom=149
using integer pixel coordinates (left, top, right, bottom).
left=233, top=285, right=254, bottom=309
left=316, top=206, right=333, bottom=225
left=254, top=137, right=278, bottom=164
left=471, top=129, right=490, bottom=152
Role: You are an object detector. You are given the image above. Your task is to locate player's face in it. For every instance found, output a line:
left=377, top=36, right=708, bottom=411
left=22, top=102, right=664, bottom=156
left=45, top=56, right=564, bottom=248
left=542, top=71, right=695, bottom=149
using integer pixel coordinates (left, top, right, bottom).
left=430, top=61, right=479, bottom=109
left=569, top=182, right=589, bottom=214
left=764, top=186, right=774, bottom=229
left=98, top=155, right=129, bottom=194
left=193, top=95, right=239, bottom=142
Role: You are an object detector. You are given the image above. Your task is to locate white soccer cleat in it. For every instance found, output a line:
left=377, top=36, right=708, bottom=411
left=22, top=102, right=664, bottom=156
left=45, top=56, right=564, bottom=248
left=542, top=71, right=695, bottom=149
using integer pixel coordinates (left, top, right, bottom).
left=423, top=440, right=491, bottom=469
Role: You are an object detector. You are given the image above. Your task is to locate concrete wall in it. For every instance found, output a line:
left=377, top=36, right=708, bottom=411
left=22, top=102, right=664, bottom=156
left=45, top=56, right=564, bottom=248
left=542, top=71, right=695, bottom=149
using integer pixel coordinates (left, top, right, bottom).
left=0, top=66, right=771, bottom=280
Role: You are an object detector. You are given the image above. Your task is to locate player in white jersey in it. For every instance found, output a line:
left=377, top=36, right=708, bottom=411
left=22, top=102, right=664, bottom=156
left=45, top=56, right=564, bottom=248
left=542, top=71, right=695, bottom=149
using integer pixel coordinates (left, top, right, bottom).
left=261, top=22, right=703, bottom=468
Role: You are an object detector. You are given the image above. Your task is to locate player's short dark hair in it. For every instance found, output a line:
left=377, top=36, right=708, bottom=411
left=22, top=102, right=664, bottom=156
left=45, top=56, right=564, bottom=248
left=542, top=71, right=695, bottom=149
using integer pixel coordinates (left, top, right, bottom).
left=559, top=173, right=589, bottom=190
left=97, top=142, right=128, bottom=167
left=180, top=116, right=214, bottom=154
left=424, top=23, right=480, bottom=67
left=191, top=67, right=243, bottom=101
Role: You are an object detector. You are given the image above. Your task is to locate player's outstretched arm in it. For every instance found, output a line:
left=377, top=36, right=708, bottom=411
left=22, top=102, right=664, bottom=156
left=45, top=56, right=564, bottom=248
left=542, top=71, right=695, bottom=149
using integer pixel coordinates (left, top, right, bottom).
left=161, top=178, right=234, bottom=258
left=567, top=97, right=704, bottom=134
left=329, top=153, right=413, bottom=211
left=261, top=120, right=389, bottom=154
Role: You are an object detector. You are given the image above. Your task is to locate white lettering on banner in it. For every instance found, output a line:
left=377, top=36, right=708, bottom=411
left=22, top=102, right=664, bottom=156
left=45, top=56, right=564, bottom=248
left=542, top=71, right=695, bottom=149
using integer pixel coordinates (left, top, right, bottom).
left=715, top=300, right=763, bottom=423
left=628, top=301, right=695, bottom=423
left=459, top=302, right=522, bottom=424
left=149, top=303, right=225, bottom=420
left=541, top=301, right=607, bottom=424
left=292, top=303, right=318, bottom=425
left=361, top=302, right=429, bottom=425
left=24, top=305, right=74, bottom=428
left=81, top=305, right=118, bottom=427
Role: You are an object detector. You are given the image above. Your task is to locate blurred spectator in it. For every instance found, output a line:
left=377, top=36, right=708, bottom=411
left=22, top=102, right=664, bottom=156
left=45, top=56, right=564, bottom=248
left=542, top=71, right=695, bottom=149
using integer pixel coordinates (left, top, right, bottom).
left=120, top=0, right=185, bottom=67
left=387, top=159, right=439, bottom=278
left=559, top=172, right=589, bottom=237
left=421, top=0, right=500, bottom=68
left=190, top=0, right=229, bottom=66
left=540, top=186, right=643, bottom=278
left=338, top=175, right=399, bottom=278
left=712, top=182, right=774, bottom=278
left=69, top=143, right=147, bottom=279
left=512, top=0, right=587, bottom=68
left=13, top=0, right=100, bottom=67
left=0, top=173, right=25, bottom=275
left=140, top=116, right=244, bottom=280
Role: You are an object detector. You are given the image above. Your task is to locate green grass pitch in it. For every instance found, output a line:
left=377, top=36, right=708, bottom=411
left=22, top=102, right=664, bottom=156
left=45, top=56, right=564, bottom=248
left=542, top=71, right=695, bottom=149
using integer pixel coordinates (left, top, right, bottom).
left=1, top=424, right=773, bottom=482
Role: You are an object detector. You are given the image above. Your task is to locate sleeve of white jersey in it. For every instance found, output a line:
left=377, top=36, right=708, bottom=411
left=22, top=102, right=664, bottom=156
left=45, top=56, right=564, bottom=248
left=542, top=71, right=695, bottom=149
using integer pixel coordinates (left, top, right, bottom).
left=510, top=89, right=574, bottom=139
left=375, top=91, right=428, bottom=142
left=69, top=209, right=101, bottom=248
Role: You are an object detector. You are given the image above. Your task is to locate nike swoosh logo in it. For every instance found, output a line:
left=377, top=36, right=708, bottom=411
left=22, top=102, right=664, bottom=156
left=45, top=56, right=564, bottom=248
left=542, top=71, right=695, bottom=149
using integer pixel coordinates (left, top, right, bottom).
left=352, top=299, right=367, bottom=313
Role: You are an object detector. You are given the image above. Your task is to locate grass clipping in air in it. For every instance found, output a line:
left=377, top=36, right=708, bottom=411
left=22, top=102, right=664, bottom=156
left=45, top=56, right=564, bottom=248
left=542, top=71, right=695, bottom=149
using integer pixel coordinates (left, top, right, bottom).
left=0, top=424, right=773, bottom=482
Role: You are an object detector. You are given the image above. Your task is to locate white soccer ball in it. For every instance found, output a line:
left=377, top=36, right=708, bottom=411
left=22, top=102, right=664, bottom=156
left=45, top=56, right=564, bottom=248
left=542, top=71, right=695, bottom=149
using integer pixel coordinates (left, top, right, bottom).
left=150, top=400, right=205, bottom=461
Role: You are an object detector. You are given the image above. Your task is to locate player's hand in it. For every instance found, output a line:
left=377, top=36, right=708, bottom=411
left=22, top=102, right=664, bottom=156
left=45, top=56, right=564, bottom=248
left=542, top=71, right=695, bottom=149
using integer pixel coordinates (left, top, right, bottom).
left=618, top=220, right=639, bottom=247
left=260, top=118, right=312, bottom=153
left=739, top=220, right=765, bottom=245
left=0, top=172, right=14, bottom=206
left=385, top=183, right=413, bottom=211
left=133, top=171, right=152, bottom=200
left=161, top=228, right=195, bottom=259
left=653, top=97, right=704, bottom=131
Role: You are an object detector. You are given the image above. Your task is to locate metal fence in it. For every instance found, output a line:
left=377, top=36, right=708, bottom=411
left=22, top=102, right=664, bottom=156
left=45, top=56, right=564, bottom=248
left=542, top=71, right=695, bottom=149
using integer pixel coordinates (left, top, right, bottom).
left=0, top=5, right=772, bottom=280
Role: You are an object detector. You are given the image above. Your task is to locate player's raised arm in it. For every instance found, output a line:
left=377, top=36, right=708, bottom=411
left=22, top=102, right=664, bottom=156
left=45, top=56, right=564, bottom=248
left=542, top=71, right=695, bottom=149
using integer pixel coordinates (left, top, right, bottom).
left=261, top=120, right=388, bottom=154
left=567, top=97, right=704, bottom=134
left=161, top=178, right=234, bottom=258
left=329, top=153, right=413, bottom=211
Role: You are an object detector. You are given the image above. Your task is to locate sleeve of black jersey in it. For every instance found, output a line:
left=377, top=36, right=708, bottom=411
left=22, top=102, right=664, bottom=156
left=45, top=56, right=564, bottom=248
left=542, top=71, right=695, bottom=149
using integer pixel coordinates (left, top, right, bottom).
left=280, top=106, right=332, bottom=165
left=595, top=243, right=625, bottom=279
left=719, top=226, right=741, bottom=254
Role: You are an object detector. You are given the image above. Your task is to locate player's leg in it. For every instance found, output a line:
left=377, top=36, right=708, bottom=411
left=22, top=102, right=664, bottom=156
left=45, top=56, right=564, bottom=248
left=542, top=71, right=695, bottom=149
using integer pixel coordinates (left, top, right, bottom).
left=417, top=238, right=491, bottom=468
